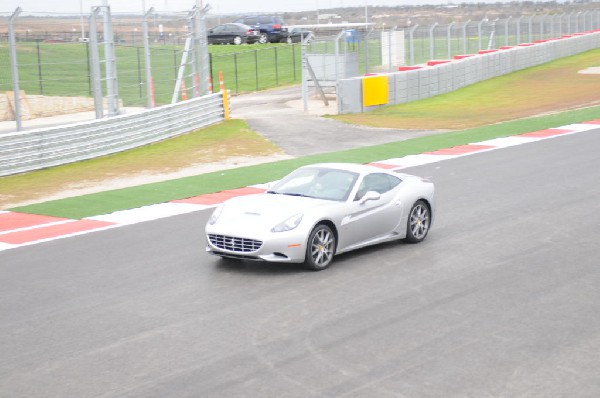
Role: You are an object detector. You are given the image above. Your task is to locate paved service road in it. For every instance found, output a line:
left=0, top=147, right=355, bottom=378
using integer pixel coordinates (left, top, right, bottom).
left=230, top=86, right=447, bottom=156
left=1, top=129, right=599, bottom=397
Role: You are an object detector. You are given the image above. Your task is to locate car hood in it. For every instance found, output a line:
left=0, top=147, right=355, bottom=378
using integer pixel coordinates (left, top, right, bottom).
left=211, top=193, right=335, bottom=231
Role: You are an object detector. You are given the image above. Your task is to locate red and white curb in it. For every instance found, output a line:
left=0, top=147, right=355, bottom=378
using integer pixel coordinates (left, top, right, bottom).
left=1, top=120, right=598, bottom=252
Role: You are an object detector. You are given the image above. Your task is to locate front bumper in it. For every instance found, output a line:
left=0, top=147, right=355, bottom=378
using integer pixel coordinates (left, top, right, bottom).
left=205, top=229, right=308, bottom=263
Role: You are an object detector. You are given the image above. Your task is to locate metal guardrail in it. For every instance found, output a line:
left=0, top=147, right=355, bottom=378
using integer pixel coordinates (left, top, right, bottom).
left=337, top=31, right=600, bottom=114
left=0, top=92, right=227, bottom=177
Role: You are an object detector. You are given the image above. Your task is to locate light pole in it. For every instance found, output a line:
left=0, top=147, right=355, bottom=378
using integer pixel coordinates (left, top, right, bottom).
left=80, top=0, right=85, bottom=40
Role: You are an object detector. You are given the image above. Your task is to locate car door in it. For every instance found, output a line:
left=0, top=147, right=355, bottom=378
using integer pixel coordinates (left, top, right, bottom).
left=220, top=24, right=237, bottom=44
left=208, top=25, right=225, bottom=44
left=338, top=173, right=404, bottom=249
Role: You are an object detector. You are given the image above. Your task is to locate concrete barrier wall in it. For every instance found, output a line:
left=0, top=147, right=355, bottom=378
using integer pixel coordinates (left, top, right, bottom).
left=0, top=92, right=227, bottom=177
left=338, top=30, right=600, bottom=114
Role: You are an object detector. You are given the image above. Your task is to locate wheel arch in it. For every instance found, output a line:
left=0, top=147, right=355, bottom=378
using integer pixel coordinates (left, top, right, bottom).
left=310, top=219, right=339, bottom=254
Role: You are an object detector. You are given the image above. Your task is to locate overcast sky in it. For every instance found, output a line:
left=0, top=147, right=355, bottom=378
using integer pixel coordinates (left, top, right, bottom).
left=1, top=0, right=488, bottom=16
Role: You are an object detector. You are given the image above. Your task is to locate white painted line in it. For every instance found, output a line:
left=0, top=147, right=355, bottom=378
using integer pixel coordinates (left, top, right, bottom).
left=475, top=136, right=541, bottom=148
left=87, top=202, right=209, bottom=225
left=0, top=242, right=17, bottom=252
left=0, top=220, right=76, bottom=236
left=555, top=123, right=600, bottom=132
left=378, top=154, right=458, bottom=168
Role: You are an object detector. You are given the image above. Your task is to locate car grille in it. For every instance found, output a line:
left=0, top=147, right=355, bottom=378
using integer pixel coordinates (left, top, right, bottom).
left=208, top=234, right=263, bottom=253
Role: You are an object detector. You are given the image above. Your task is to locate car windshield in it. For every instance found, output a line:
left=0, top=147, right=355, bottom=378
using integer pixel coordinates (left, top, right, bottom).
left=268, top=167, right=359, bottom=201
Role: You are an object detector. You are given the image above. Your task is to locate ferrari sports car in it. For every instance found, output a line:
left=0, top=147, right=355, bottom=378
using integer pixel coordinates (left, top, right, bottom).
left=205, top=163, right=435, bottom=271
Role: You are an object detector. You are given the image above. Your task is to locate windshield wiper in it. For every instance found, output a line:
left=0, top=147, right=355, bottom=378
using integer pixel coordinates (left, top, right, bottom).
left=282, top=193, right=313, bottom=198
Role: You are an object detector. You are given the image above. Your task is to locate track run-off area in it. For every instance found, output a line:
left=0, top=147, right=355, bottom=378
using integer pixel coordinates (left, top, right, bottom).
left=1, top=119, right=599, bottom=396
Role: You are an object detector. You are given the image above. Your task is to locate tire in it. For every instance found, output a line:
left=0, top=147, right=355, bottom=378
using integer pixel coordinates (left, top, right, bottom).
left=286, top=36, right=293, bottom=44
left=233, top=36, right=242, bottom=45
left=258, top=33, right=268, bottom=44
left=304, top=224, right=336, bottom=271
left=404, top=200, right=431, bottom=243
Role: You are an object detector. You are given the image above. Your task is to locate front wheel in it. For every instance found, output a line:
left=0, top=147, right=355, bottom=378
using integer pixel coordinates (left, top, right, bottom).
left=304, top=224, right=336, bottom=271
left=404, top=200, right=431, bottom=243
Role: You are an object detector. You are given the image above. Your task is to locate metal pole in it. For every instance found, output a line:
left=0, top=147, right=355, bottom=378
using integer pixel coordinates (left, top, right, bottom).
left=558, top=13, right=564, bottom=37
left=89, top=7, right=103, bottom=119
left=504, top=16, right=512, bottom=46
left=462, top=20, right=470, bottom=54
left=516, top=15, right=523, bottom=44
left=143, top=7, right=154, bottom=108
left=478, top=18, right=485, bottom=50
left=528, top=15, right=534, bottom=42
left=195, top=4, right=211, bottom=96
left=447, top=22, right=454, bottom=59
left=429, top=22, right=438, bottom=60
left=80, top=0, right=85, bottom=39
left=409, top=24, right=418, bottom=65
left=387, top=27, right=393, bottom=72
left=102, top=2, right=119, bottom=116
left=301, top=37, right=308, bottom=112
left=8, top=7, right=22, bottom=132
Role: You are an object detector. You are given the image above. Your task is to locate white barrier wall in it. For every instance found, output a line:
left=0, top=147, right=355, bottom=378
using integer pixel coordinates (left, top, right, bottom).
left=338, top=31, right=600, bottom=114
left=0, top=92, right=228, bottom=177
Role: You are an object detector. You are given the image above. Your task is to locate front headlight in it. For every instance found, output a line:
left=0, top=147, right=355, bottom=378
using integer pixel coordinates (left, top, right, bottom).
left=271, top=213, right=303, bottom=232
left=208, top=204, right=224, bottom=225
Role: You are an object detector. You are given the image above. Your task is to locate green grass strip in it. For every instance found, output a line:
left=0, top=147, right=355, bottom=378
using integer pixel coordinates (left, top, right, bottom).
left=11, top=104, right=600, bottom=220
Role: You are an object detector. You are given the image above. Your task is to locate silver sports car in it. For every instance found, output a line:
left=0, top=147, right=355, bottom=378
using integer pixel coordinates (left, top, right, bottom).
left=205, top=163, right=435, bottom=270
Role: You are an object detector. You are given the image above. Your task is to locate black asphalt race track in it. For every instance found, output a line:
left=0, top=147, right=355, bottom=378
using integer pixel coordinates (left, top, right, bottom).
left=1, top=128, right=599, bottom=397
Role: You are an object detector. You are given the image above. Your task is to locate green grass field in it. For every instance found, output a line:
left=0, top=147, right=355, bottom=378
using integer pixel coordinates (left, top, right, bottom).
left=0, top=42, right=307, bottom=106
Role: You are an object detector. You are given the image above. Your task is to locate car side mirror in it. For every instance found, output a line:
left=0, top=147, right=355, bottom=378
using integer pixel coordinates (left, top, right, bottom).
left=359, top=191, right=380, bottom=204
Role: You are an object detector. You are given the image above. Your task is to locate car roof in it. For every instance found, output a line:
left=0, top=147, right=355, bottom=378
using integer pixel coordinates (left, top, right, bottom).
left=300, top=163, right=393, bottom=175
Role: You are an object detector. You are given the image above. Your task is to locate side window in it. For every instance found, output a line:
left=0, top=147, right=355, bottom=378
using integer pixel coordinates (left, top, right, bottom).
left=258, top=16, right=272, bottom=24
left=355, top=173, right=401, bottom=200
left=244, top=17, right=258, bottom=25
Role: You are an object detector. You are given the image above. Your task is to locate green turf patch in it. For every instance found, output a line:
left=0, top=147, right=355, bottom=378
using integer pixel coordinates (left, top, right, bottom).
left=11, top=104, right=600, bottom=219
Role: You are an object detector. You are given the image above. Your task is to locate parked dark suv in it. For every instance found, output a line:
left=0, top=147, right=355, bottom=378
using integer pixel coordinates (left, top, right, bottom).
left=233, top=15, right=286, bottom=44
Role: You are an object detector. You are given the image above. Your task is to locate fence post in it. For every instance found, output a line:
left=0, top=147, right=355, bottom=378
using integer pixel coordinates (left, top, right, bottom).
left=274, top=47, right=279, bottom=86
left=89, top=7, right=104, bottom=119
left=101, top=3, right=119, bottom=116
left=429, top=22, right=438, bottom=60
left=477, top=18, right=486, bottom=50
left=447, top=22, right=454, bottom=59
left=528, top=15, right=534, bottom=42
left=461, top=20, right=470, bottom=54
left=143, top=6, right=154, bottom=107
left=504, top=16, right=511, bottom=46
left=194, top=3, right=210, bottom=96
left=409, top=24, right=418, bottom=65
left=36, top=40, right=44, bottom=95
left=8, top=7, right=22, bottom=132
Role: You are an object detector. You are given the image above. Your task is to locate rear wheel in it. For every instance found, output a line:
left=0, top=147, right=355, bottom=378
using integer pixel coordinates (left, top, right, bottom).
left=233, top=36, right=243, bottom=45
left=304, top=224, right=336, bottom=271
left=404, top=200, right=431, bottom=243
left=258, top=33, right=268, bottom=44
left=286, top=36, right=293, bottom=44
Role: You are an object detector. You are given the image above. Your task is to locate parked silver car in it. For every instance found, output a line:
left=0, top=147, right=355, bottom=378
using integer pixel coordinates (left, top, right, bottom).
left=206, top=163, right=435, bottom=270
